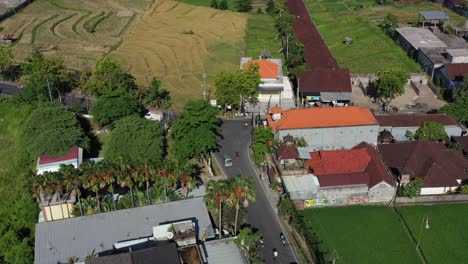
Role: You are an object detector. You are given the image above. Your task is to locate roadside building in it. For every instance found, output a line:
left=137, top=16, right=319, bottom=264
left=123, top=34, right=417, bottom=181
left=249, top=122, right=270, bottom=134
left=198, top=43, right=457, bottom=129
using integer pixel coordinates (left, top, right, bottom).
left=34, top=197, right=215, bottom=264
left=266, top=106, right=379, bottom=150
left=437, top=62, right=468, bottom=88
left=36, top=146, right=83, bottom=175
left=144, top=108, right=164, bottom=121
left=36, top=146, right=83, bottom=222
left=240, top=57, right=295, bottom=112
left=304, top=142, right=396, bottom=206
left=396, top=27, right=447, bottom=59
left=376, top=114, right=464, bottom=141
left=378, top=141, right=468, bottom=195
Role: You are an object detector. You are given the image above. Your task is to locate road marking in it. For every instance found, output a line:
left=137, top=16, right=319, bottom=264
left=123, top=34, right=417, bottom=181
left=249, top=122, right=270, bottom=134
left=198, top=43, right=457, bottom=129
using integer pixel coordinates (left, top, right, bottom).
left=246, top=146, right=300, bottom=264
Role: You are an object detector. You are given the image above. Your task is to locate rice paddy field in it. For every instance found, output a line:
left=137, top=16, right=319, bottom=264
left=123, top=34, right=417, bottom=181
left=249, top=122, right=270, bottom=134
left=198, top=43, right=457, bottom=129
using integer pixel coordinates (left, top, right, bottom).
left=303, top=204, right=468, bottom=263
left=0, top=0, right=249, bottom=109
left=304, top=0, right=466, bottom=73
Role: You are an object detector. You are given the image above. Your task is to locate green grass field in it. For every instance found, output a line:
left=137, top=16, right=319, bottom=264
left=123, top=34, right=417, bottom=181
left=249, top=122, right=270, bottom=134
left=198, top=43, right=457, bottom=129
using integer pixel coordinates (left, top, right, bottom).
left=176, top=0, right=239, bottom=10
left=245, top=14, right=283, bottom=58
left=304, top=0, right=465, bottom=74
left=303, top=206, right=421, bottom=263
left=396, top=204, right=468, bottom=264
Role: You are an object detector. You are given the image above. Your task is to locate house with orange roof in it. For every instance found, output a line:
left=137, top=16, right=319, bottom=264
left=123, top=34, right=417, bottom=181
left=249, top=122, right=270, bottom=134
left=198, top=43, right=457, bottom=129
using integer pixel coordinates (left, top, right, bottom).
left=240, top=57, right=295, bottom=112
left=266, top=106, right=379, bottom=150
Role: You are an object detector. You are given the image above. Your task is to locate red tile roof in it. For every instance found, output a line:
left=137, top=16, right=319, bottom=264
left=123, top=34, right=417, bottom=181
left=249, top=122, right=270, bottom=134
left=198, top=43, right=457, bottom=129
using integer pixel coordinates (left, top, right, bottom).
left=376, top=114, right=461, bottom=127
left=307, top=142, right=395, bottom=187
left=378, top=141, right=468, bottom=187
left=452, top=136, right=468, bottom=154
left=297, top=68, right=352, bottom=93
left=270, top=106, right=283, bottom=114
left=38, top=146, right=79, bottom=165
left=277, top=145, right=300, bottom=160
left=243, top=59, right=279, bottom=79
left=446, top=63, right=468, bottom=81
left=285, top=0, right=351, bottom=94
left=267, top=106, right=377, bottom=132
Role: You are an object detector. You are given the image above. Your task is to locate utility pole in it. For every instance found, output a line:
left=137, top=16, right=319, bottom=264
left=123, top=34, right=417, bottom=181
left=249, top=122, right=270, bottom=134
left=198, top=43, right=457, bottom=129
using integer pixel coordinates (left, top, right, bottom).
left=46, top=77, right=53, bottom=103
left=202, top=72, right=206, bottom=100
left=296, top=77, right=300, bottom=108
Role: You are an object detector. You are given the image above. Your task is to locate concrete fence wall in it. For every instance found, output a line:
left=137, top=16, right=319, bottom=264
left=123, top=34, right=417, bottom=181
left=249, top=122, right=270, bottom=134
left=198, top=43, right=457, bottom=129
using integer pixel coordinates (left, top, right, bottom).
left=395, top=194, right=468, bottom=204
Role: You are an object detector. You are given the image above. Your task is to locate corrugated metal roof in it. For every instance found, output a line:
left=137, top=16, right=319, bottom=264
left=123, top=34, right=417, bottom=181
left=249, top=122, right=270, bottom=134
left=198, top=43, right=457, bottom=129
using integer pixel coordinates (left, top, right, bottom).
left=419, top=11, right=449, bottom=20
left=35, top=197, right=214, bottom=264
left=282, top=174, right=319, bottom=200
left=204, top=238, right=247, bottom=264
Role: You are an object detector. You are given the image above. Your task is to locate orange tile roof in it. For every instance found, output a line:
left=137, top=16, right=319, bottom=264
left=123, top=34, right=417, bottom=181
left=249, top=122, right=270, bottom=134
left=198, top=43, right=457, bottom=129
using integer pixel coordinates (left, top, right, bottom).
left=307, top=149, right=371, bottom=175
left=266, top=106, right=377, bottom=132
left=243, top=59, right=279, bottom=79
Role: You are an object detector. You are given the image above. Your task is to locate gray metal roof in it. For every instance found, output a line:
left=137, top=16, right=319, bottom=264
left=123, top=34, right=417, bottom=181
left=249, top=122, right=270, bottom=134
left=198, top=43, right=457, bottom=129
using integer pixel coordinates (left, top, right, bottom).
left=203, top=237, right=247, bottom=264
left=35, top=197, right=214, bottom=264
left=396, top=27, right=447, bottom=50
left=282, top=174, right=319, bottom=201
left=419, top=11, right=449, bottom=20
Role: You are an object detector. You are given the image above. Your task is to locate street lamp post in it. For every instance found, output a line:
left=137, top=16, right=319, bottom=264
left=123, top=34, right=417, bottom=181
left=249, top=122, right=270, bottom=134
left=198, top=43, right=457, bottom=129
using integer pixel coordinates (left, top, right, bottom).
left=416, top=216, right=429, bottom=251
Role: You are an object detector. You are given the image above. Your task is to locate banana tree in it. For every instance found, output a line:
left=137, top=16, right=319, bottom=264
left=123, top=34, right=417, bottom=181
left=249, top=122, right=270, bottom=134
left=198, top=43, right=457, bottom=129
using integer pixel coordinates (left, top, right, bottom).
left=230, top=176, right=256, bottom=235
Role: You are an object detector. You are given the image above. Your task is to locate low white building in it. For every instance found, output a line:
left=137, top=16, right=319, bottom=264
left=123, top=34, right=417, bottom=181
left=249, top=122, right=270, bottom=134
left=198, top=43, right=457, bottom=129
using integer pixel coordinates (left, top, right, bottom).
left=240, top=57, right=295, bottom=112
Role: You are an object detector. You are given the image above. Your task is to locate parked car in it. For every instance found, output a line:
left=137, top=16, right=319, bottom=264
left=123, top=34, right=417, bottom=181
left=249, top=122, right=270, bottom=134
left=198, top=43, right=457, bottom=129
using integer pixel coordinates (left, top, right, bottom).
left=223, top=155, right=232, bottom=167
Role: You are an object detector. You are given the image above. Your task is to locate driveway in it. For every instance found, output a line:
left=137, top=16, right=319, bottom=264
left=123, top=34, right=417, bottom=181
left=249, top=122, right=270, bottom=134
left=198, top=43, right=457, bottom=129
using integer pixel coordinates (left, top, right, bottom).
left=213, top=119, right=299, bottom=264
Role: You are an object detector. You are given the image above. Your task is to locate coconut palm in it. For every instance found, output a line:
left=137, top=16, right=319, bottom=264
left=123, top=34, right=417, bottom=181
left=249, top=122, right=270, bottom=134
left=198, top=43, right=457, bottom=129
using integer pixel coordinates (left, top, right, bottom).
left=229, top=176, right=256, bottom=235
left=175, top=162, right=195, bottom=198
left=205, top=180, right=230, bottom=236
left=98, top=161, right=117, bottom=210
left=59, top=164, right=79, bottom=217
left=135, top=165, right=152, bottom=205
left=159, top=162, right=178, bottom=202
left=80, top=161, right=104, bottom=213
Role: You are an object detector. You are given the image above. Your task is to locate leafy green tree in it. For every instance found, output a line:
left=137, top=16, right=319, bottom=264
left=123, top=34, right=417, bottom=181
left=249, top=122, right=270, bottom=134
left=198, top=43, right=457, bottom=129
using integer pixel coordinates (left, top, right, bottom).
left=83, top=57, right=137, bottom=96
left=92, top=89, right=140, bottom=127
left=414, top=121, right=448, bottom=141
left=137, top=77, right=171, bottom=109
left=236, top=0, right=253, bottom=12
left=234, top=227, right=261, bottom=252
left=375, top=69, right=409, bottom=107
left=170, top=100, right=220, bottom=163
left=104, top=116, right=165, bottom=166
left=215, top=64, right=260, bottom=109
left=266, top=0, right=275, bottom=13
left=401, top=178, right=423, bottom=197
left=440, top=97, right=468, bottom=126
left=210, top=0, right=218, bottom=8
left=0, top=45, right=13, bottom=72
left=18, top=51, right=75, bottom=103
left=405, top=130, right=415, bottom=141
left=219, top=0, right=228, bottom=10
left=379, top=13, right=398, bottom=37
left=22, top=106, right=89, bottom=157
left=253, top=127, right=272, bottom=164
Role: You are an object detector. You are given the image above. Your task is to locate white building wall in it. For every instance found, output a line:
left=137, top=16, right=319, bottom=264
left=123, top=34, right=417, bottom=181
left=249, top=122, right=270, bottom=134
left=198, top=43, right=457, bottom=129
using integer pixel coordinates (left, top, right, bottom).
left=420, top=186, right=458, bottom=195
left=368, top=181, right=396, bottom=203
left=277, top=125, right=379, bottom=150
left=318, top=185, right=369, bottom=206
left=378, top=125, right=463, bottom=141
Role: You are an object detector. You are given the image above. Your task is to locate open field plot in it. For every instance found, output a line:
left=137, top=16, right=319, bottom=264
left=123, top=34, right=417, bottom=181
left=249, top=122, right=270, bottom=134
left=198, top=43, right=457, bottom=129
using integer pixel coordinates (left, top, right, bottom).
left=396, top=204, right=468, bottom=264
left=111, top=0, right=247, bottom=109
left=303, top=206, right=421, bottom=263
left=0, top=0, right=149, bottom=69
left=304, top=0, right=466, bottom=73
left=245, top=14, right=283, bottom=58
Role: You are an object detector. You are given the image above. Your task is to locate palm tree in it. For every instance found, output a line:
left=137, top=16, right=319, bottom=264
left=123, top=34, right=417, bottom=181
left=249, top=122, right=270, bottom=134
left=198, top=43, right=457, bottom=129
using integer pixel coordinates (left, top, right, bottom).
left=205, top=180, right=229, bottom=236
left=116, top=163, right=135, bottom=208
left=230, top=176, right=256, bottom=235
left=59, top=164, right=79, bottom=218
left=159, top=162, right=178, bottom=202
left=80, top=161, right=103, bottom=213
left=98, top=161, right=117, bottom=210
left=135, top=165, right=152, bottom=205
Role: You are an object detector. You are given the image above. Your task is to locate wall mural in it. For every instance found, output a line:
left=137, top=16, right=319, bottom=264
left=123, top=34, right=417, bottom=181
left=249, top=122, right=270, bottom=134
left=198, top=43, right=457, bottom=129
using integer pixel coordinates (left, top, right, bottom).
left=347, top=194, right=369, bottom=205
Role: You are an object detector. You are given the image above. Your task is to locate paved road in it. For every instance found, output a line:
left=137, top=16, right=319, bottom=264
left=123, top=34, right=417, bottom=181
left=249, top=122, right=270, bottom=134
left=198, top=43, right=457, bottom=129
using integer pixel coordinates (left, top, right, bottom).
left=213, top=119, right=299, bottom=264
